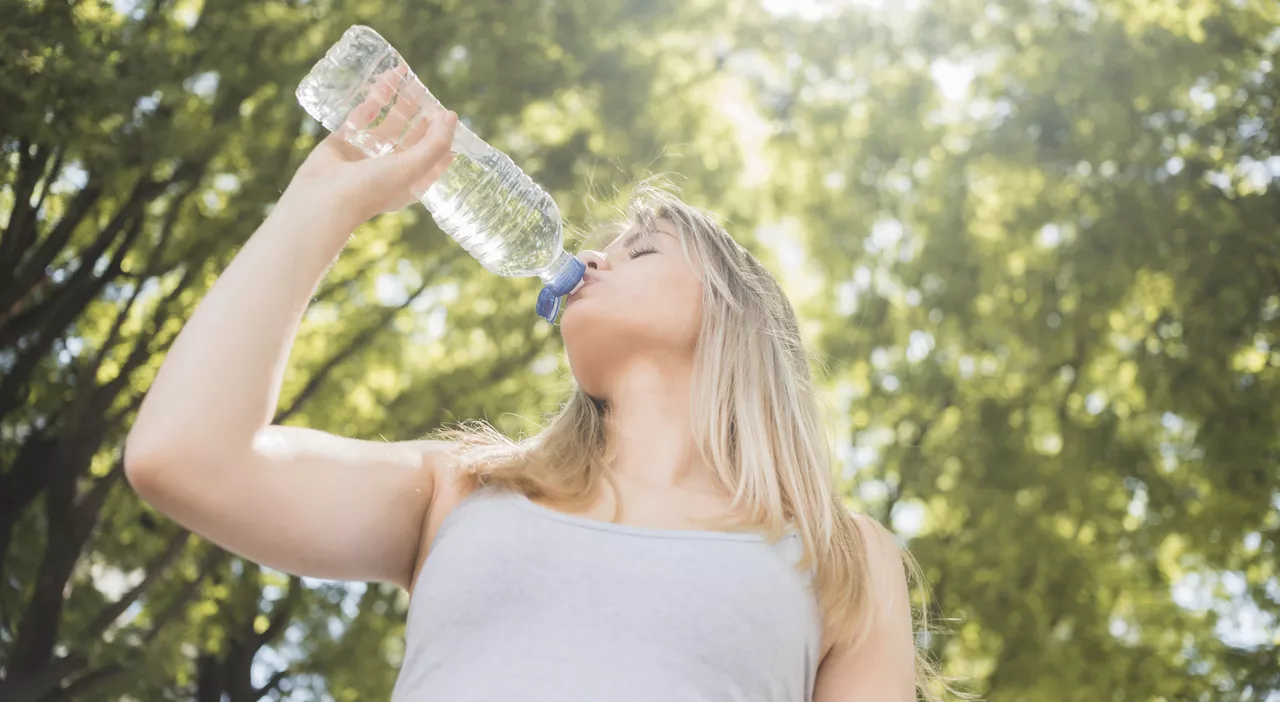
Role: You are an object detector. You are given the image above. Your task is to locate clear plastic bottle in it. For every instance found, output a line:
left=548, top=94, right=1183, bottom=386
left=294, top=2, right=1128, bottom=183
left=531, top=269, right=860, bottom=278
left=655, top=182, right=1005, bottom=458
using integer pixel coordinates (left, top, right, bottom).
left=296, top=25, right=584, bottom=322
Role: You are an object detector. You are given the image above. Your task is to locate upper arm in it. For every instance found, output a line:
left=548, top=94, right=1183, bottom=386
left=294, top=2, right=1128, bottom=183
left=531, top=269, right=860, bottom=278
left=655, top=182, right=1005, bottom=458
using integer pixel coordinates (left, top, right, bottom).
left=124, top=425, right=455, bottom=589
left=813, top=514, right=916, bottom=702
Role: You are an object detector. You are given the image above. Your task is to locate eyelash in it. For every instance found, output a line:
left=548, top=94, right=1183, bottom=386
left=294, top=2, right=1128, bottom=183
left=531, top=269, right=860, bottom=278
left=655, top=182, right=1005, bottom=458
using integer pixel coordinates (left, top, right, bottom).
left=629, top=246, right=659, bottom=259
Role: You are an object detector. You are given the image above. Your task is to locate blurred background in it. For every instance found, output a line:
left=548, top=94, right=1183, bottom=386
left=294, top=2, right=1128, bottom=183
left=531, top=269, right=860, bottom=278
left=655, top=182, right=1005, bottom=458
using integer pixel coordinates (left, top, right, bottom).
left=2, top=0, right=1279, bottom=699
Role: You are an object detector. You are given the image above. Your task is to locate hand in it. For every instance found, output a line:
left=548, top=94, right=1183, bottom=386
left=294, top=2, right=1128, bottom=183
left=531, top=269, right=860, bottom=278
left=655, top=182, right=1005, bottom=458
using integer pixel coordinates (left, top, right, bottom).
left=282, top=92, right=458, bottom=231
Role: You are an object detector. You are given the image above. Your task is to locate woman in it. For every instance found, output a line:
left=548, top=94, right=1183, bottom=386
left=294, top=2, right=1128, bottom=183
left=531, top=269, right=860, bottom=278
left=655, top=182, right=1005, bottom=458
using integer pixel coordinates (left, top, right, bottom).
left=125, top=108, right=938, bottom=700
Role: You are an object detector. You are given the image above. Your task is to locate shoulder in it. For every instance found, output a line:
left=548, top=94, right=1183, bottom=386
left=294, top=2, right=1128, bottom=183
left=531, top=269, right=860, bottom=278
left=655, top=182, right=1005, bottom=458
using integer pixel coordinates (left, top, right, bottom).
left=402, top=439, right=481, bottom=497
left=403, top=440, right=479, bottom=596
left=815, top=512, right=915, bottom=699
left=819, top=512, right=907, bottom=641
left=851, top=512, right=908, bottom=585
left=404, top=437, right=461, bottom=465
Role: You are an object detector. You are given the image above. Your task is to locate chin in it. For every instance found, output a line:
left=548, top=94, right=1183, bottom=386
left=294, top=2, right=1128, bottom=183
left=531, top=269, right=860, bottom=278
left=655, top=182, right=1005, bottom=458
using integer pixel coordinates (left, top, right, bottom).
left=561, top=302, right=701, bottom=395
left=560, top=302, right=618, bottom=396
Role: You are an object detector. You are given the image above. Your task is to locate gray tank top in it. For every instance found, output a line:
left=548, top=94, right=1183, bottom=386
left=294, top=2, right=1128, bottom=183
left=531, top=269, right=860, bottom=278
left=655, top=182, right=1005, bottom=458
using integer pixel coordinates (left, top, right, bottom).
left=389, top=485, right=824, bottom=702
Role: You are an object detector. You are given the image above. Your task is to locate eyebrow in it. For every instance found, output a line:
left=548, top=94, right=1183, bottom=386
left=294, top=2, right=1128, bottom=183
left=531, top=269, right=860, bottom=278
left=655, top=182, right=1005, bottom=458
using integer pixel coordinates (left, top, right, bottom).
left=610, top=228, right=675, bottom=254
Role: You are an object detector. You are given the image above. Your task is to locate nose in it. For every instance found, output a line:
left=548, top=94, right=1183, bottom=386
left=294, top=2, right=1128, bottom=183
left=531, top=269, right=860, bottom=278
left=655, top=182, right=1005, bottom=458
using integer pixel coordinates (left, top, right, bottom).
left=578, top=250, right=609, bottom=271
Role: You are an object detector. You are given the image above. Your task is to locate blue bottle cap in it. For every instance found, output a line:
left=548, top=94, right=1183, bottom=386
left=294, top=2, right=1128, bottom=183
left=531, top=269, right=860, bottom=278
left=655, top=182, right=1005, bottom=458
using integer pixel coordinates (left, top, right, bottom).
left=536, top=256, right=586, bottom=323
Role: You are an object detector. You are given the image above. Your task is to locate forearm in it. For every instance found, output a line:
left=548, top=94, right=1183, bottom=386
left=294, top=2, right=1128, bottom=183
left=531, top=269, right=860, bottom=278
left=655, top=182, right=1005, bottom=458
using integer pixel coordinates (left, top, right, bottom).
left=126, top=198, right=352, bottom=467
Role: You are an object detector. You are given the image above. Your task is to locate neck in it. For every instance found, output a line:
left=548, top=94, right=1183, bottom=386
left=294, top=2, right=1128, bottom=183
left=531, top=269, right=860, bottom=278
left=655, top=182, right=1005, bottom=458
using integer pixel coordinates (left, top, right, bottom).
left=600, top=357, right=721, bottom=494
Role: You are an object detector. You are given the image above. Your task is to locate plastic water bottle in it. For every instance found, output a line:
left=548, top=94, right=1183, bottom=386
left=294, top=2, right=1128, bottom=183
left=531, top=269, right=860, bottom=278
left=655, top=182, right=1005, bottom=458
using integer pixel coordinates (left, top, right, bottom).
left=296, top=25, right=585, bottom=322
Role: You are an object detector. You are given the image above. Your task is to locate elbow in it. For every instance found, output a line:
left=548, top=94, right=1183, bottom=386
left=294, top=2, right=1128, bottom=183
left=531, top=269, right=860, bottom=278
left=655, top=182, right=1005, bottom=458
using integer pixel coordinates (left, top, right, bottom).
left=122, top=401, right=190, bottom=481
left=123, top=431, right=174, bottom=494
left=122, top=424, right=204, bottom=489
left=123, top=425, right=255, bottom=492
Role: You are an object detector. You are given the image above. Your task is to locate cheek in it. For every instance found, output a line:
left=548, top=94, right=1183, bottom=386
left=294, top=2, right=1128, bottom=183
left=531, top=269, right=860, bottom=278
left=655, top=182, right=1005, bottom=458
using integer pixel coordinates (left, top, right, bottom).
left=644, top=275, right=702, bottom=343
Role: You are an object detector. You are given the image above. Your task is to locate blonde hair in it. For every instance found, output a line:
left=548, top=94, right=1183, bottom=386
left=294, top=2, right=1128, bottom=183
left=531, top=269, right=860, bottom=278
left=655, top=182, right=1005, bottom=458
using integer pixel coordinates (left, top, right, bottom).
left=428, top=184, right=953, bottom=700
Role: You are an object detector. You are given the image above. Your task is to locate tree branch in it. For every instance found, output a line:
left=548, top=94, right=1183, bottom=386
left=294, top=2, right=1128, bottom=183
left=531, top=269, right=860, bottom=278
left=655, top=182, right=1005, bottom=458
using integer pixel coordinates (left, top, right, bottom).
left=274, top=276, right=435, bottom=423
left=79, top=527, right=193, bottom=640
left=45, top=661, right=127, bottom=701
left=142, top=547, right=224, bottom=646
left=254, top=575, right=301, bottom=649
left=0, top=652, right=89, bottom=702
left=253, top=667, right=293, bottom=701
left=83, top=182, right=199, bottom=386
left=0, top=141, right=50, bottom=277
left=0, top=181, right=103, bottom=326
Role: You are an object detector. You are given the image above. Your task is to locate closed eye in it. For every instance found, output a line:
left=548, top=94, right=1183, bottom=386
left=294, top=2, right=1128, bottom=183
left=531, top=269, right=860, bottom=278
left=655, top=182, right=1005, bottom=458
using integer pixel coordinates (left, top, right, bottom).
left=629, top=246, right=659, bottom=259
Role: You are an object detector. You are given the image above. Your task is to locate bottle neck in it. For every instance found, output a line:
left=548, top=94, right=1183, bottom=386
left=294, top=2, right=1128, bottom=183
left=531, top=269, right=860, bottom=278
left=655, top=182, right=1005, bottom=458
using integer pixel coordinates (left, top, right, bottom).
left=540, top=250, right=585, bottom=294
left=535, top=250, right=586, bottom=322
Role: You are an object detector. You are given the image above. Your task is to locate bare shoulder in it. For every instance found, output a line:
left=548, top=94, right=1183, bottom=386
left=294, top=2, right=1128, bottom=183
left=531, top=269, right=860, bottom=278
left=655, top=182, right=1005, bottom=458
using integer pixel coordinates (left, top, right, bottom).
left=814, top=511, right=915, bottom=701
left=405, top=440, right=478, bottom=596
left=819, top=512, right=909, bottom=659
left=852, top=512, right=906, bottom=567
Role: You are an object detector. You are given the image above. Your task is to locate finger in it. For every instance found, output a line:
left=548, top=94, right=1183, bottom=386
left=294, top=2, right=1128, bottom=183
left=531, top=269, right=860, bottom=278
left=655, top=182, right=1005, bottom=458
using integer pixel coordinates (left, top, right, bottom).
left=409, top=152, right=455, bottom=195
left=381, top=153, right=454, bottom=213
left=380, top=117, right=446, bottom=210
left=324, top=129, right=366, bottom=162
left=340, top=83, right=389, bottom=134
left=407, top=111, right=457, bottom=170
left=334, top=69, right=412, bottom=161
left=384, top=153, right=455, bottom=211
left=399, top=113, right=458, bottom=191
left=366, top=64, right=425, bottom=146
left=370, top=110, right=457, bottom=190
left=396, top=110, right=433, bottom=152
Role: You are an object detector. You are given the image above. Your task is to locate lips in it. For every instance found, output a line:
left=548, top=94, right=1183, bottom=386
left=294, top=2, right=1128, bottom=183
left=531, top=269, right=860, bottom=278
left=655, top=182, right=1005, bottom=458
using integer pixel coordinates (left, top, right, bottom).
left=568, top=273, right=600, bottom=300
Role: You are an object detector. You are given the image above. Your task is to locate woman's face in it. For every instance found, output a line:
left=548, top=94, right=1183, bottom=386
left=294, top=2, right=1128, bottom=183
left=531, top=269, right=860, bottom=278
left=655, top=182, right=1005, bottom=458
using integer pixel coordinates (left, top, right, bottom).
left=559, top=218, right=704, bottom=398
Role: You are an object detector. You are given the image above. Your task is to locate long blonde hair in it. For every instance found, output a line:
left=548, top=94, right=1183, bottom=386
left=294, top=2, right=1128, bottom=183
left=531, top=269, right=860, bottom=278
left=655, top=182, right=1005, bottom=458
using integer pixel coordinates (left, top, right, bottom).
left=428, top=184, right=950, bottom=700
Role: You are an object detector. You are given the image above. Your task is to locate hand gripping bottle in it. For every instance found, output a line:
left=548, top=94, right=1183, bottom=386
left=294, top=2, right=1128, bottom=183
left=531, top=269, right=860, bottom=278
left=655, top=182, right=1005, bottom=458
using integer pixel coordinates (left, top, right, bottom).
left=297, top=25, right=585, bottom=321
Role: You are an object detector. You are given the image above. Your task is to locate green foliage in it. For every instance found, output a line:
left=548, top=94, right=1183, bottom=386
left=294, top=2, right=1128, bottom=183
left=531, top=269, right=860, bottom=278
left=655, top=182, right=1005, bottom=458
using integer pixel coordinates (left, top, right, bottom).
left=1, top=0, right=1277, bottom=700
left=766, top=0, right=1280, bottom=698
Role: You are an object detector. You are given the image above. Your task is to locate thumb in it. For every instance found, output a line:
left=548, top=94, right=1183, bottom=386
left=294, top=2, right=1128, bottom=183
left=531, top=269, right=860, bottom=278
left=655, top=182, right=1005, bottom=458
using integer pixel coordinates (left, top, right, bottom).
left=363, top=110, right=458, bottom=192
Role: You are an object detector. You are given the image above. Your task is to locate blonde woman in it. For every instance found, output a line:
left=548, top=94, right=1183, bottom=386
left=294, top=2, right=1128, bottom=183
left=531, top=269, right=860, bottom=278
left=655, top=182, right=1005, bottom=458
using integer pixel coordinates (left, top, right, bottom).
left=126, top=109, right=937, bottom=701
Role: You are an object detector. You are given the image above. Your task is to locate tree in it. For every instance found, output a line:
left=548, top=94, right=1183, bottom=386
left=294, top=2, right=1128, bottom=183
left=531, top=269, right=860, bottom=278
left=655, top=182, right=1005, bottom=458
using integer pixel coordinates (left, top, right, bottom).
left=766, top=0, right=1279, bottom=698
left=0, top=0, right=770, bottom=698
left=6, top=0, right=1278, bottom=699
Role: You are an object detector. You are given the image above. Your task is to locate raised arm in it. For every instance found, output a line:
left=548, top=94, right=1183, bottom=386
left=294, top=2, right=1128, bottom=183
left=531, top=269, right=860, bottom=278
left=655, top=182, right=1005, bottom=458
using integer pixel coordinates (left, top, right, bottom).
left=124, top=110, right=460, bottom=589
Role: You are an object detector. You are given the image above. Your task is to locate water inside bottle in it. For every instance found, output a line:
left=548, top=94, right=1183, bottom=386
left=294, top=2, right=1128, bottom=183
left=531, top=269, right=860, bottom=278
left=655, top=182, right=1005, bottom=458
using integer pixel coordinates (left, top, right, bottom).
left=296, top=26, right=567, bottom=280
